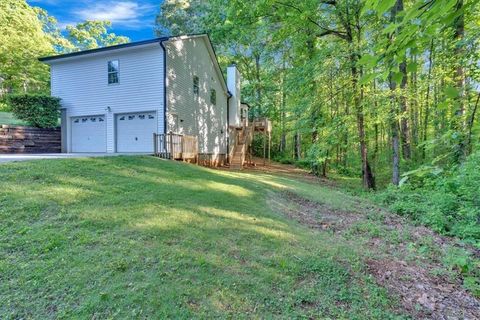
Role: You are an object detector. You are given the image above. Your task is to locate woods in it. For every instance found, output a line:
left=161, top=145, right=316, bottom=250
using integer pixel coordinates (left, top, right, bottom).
left=154, top=0, right=480, bottom=241
left=155, top=0, right=479, bottom=189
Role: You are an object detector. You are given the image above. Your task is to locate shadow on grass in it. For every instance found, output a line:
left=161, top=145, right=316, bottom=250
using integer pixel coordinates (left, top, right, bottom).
left=0, top=156, right=401, bottom=318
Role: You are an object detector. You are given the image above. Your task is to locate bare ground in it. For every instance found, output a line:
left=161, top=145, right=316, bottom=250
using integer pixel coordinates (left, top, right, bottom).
left=253, top=161, right=480, bottom=319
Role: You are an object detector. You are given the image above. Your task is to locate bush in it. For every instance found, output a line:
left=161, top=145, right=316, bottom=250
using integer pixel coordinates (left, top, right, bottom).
left=376, top=152, right=480, bottom=245
left=0, top=100, right=10, bottom=112
left=8, top=95, right=61, bottom=128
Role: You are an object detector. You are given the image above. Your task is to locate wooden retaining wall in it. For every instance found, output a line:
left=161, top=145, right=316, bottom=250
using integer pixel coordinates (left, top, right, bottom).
left=0, top=125, right=61, bottom=154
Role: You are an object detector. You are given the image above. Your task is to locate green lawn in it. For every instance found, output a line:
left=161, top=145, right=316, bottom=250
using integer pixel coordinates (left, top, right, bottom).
left=0, top=111, right=26, bottom=126
left=0, top=156, right=404, bottom=319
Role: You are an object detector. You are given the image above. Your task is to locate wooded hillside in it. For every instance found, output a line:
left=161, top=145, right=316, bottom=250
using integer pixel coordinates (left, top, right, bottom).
left=156, top=0, right=480, bottom=242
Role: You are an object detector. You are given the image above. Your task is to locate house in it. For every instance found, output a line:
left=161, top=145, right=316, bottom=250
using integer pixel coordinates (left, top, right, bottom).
left=39, top=34, right=246, bottom=166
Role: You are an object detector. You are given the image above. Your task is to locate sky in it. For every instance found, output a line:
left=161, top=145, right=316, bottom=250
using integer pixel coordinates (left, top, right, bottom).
left=27, top=0, right=164, bottom=41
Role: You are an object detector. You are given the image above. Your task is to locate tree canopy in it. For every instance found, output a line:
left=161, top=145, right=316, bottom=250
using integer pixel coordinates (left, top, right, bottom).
left=156, top=0, right=480, bottom=188
left=0, top=0, right=130, bottom=95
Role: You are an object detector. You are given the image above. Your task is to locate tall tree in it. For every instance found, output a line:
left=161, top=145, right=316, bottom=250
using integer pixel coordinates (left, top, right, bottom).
left=0, top=0, right=53, bottom=94
left=66, top=21, right=130, bottom=51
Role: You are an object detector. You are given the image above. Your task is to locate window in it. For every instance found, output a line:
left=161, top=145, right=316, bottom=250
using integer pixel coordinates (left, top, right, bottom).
left=210, top=89, right=216, bottom=105
left=108, top=60, right=119, bottom=84
left=193, top=76, right=199, bottom=95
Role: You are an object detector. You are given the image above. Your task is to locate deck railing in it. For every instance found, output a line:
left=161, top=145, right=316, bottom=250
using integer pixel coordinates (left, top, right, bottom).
left=153, top=132, right=198, bottom=162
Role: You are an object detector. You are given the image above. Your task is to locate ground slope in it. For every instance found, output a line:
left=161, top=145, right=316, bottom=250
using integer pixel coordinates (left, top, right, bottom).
left=0, top=156, right=478, bottom=319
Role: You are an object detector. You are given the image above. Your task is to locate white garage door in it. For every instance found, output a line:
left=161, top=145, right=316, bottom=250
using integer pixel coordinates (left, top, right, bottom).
left=116, top=112, right=157, bottom=153
left=71, top=115, right=106, bottom=153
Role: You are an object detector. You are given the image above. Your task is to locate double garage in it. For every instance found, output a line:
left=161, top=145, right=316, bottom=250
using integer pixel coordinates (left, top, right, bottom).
left=70, top=111, right=157, bottom=153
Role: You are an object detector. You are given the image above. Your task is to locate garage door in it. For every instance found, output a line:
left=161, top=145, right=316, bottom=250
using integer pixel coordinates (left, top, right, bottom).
left=116, top=112, right=157, bottom=153
left=71, top=115, right=106, bottom=152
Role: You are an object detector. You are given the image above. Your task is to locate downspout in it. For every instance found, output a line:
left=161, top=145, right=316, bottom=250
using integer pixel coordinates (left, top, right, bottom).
left=227, top=94, right=231, bottom=163
left=159, top=40, right=168, bottom=135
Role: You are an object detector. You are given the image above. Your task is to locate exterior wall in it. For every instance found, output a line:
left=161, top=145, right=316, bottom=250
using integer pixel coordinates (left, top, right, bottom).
left=50, top=44, right=165, bottom=153
left=165, top=37, right=228, bottom=155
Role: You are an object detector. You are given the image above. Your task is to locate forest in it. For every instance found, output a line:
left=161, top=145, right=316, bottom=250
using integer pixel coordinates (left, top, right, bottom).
left=1, top=0, right=479, bottom=244
left=154, top=0, right=480, bottom=244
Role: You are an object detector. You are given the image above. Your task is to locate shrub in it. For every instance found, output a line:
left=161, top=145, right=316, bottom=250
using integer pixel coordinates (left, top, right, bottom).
left=8, top=94, right=61, bottom=128
left=0, top=100, right=10, bottom=112
left=376, top=152, right=480, bottom=245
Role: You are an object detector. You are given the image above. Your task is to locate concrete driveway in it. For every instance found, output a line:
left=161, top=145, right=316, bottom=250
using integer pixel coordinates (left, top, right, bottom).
left=0, top=153, right=151, bottom=163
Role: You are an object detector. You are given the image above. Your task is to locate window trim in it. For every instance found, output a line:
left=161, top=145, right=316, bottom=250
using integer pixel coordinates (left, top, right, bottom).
left=108, top=59, right=120, bottom=85
left=210, top=88, right=216, bottom=105
left=193, top=75, right=199, bottom=95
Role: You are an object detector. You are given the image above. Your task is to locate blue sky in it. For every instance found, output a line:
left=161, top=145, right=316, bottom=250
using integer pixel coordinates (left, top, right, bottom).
left=27, top=0, right=164, bottom=41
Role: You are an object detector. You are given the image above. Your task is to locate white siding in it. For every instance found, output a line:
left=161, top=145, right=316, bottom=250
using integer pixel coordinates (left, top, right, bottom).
left=165, top=37, right=228, bottom=155
left=50, top=44, right=165, bottom=153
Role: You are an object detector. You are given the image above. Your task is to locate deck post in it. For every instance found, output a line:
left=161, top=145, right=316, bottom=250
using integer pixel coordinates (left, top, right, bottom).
left=268, top=131, right=271, bottom=164
left=263, top=131, right=266, bottom=166
left=169, top=132, right=173, bottom=160
left=153, top=133, right=157, bottom=156
left=181, top=135, right=185, bottom=162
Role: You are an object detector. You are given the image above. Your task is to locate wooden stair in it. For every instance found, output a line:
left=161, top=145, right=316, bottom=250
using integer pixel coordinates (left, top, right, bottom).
left=230, top=148, right=244, bottom=170
left=229, top=125, right=250, bottom=170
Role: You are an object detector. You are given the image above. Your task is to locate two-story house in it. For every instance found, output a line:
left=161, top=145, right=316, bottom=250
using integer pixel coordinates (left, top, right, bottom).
left=40, top=34, right=244, bottom=166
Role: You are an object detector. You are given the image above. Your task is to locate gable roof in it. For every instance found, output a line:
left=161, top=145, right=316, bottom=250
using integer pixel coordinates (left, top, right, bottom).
left=38, top=37, right=171, bottom=62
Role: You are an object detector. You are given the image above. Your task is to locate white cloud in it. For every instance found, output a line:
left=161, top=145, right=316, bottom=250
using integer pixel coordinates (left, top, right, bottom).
left=76, top=1, right=156, bottom=29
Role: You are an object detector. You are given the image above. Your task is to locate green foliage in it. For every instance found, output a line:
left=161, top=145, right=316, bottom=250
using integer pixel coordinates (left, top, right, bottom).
left=8, top=94, right=60, bottom=128
left=377, top=151, right=480, bottom=244
left=443, top=247, right=480, bottom=296
left=65, top=21, right=130, bottom=51
left=0, top=0, right=53, bottom=93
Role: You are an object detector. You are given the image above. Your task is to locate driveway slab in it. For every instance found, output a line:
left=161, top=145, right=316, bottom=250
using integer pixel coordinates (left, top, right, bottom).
left=0, top=153, right=151, bottom=163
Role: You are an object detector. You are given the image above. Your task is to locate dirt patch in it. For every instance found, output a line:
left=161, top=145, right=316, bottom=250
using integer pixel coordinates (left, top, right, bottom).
left=367, top=259, right=480, bottom=319
left=267, top=190, right=360, bottom=232
left=268, top=189, right=480, bottom=319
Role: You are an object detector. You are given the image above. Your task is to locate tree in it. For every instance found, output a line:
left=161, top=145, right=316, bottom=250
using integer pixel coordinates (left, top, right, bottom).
left=0, top=0, right=53, bottom=94
left=66, top=21, right=130, bottom=51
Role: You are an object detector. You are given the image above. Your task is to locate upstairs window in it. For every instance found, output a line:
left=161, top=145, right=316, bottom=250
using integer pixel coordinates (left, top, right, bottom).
left=193, top=76, right=199, bottom=95
left=108, top=60, right=119, bottom=84
left=210, top=89, right=216, bottom=105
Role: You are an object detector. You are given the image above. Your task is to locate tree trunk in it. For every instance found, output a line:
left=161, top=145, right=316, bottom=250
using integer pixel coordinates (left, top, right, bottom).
left=388, top=0, right=404, bottom=185
left=453, top=0, right=466, bottom=162
left=294, top=132, right=301, bottom=160
left=422, top=40, right=435, bottom=160
left=279, top=58, right=287, bottom=153
left=391, top=0, right=411, bottom=160
left=351, top=53, right=375, bottom=189
left=466, top=92, right=480, bottom=154
left=390, top=77, right=401, bottom=186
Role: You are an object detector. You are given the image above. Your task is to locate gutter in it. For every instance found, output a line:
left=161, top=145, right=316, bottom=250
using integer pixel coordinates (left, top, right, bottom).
left=159, top=40, right=168, bottom=135
left=227, top=93, right=231, bottom=163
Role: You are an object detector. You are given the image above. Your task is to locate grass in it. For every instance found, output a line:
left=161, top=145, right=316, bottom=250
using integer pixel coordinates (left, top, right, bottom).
left=0, top=156, right=404, bottom=319
left=0, top=111, right=26, bottom=126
